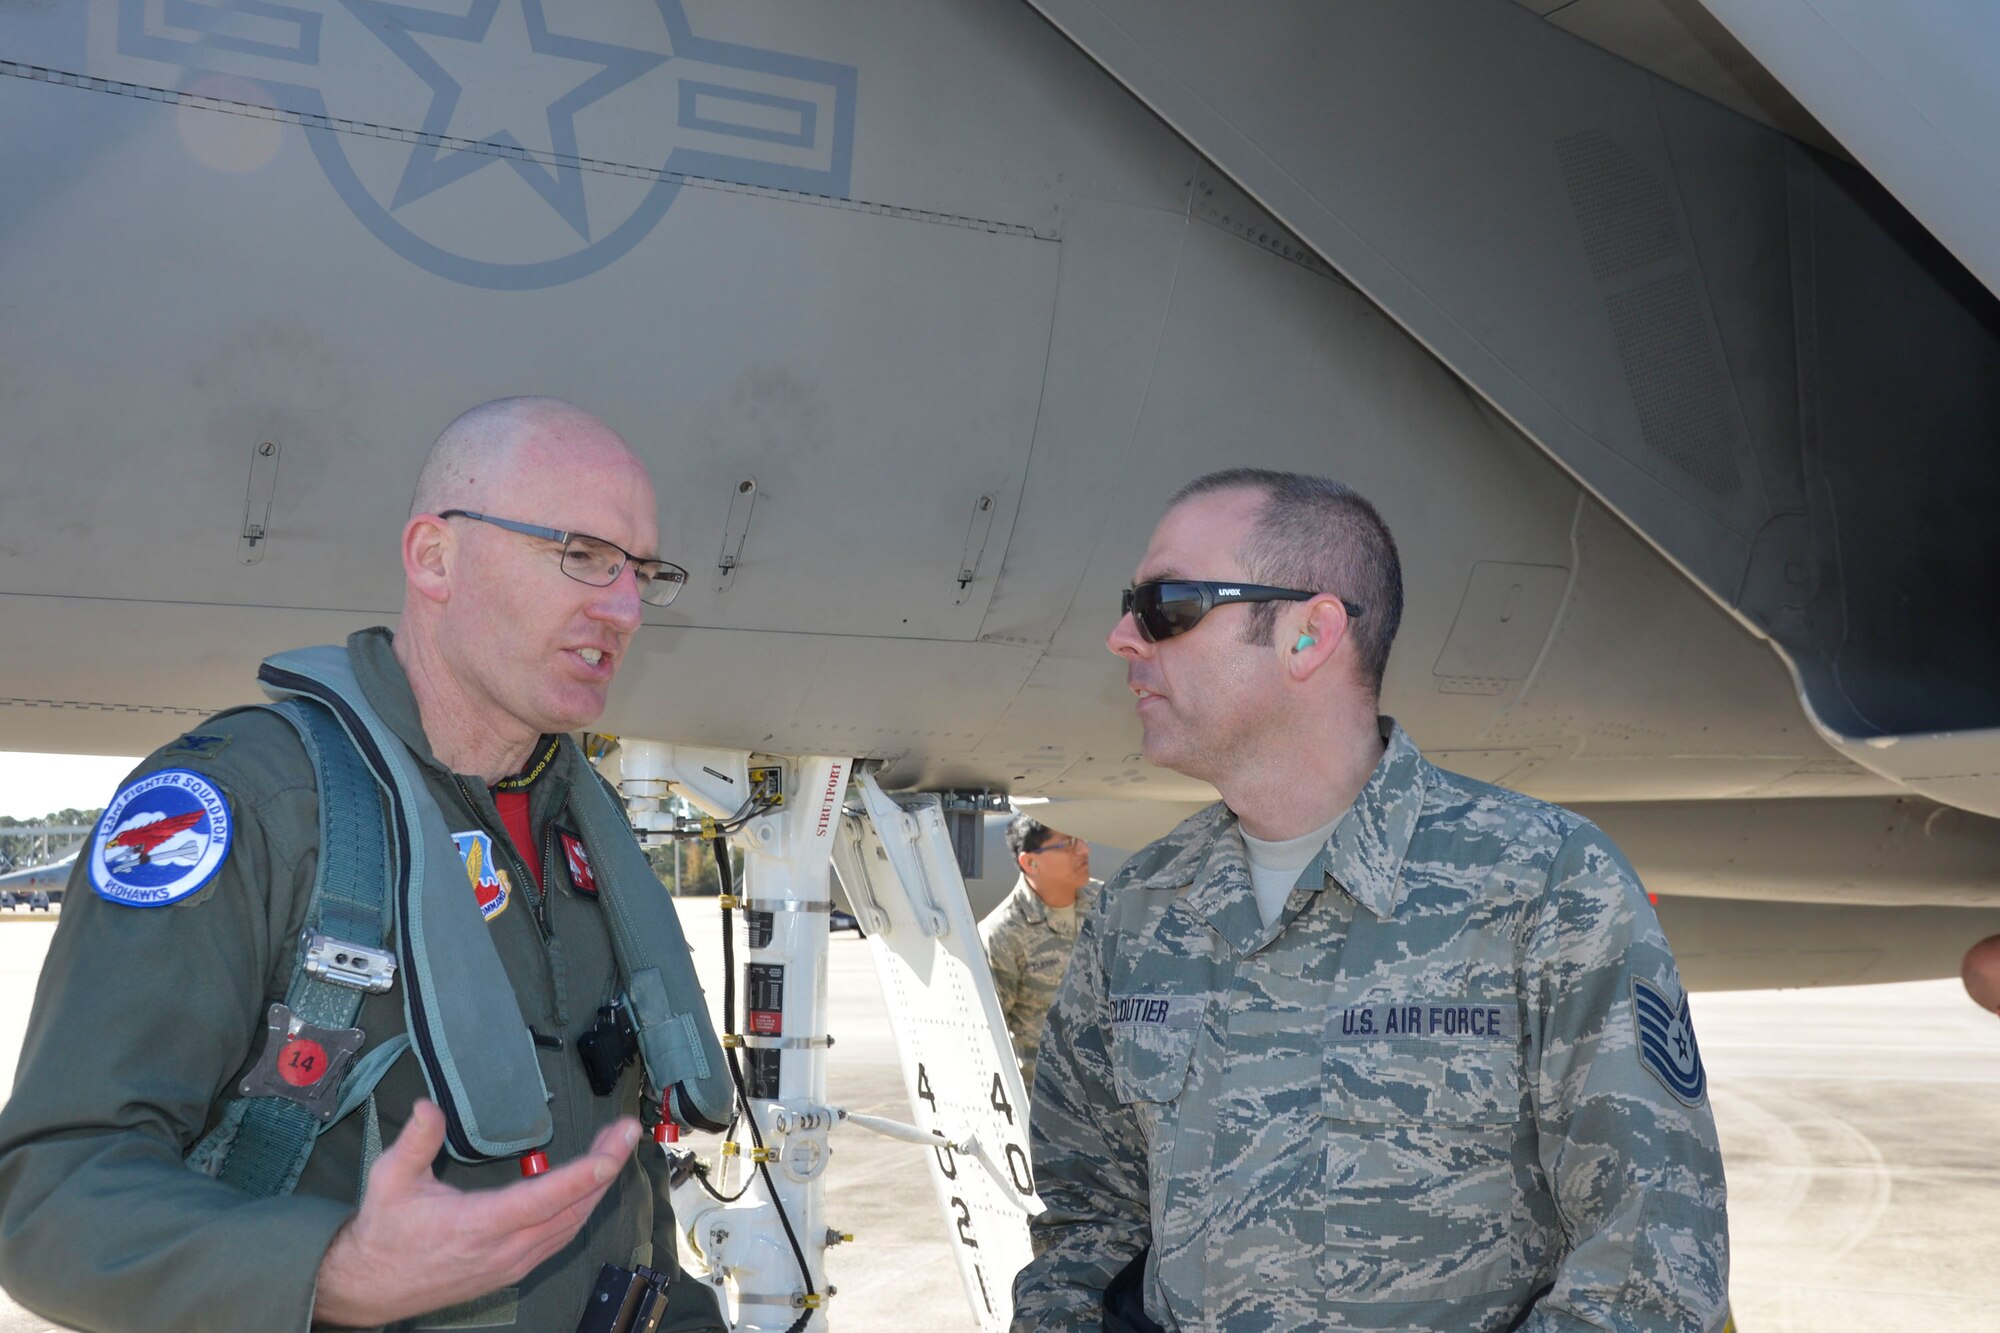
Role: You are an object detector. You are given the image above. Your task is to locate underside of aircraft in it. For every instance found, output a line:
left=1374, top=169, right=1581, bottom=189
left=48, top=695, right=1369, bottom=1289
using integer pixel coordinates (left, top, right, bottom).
left=5, top=0, right=1997, bottom=997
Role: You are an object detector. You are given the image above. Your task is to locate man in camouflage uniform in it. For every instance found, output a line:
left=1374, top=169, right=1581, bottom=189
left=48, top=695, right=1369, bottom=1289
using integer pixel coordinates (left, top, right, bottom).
left=1013, top=470, right=1729, bottom=1332
left=980, top=816, right=1100, bottom=1089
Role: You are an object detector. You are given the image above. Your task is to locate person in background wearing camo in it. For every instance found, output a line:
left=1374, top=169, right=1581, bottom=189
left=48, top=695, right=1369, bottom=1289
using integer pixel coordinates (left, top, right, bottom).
left=980, top=816, right=1101, bottom=1091
left=1012, top=469, right=1729, bottom=1332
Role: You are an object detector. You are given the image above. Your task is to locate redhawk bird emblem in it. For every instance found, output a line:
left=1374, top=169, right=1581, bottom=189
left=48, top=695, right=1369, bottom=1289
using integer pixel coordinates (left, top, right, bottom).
left=109, top=810, right=206, bottom=866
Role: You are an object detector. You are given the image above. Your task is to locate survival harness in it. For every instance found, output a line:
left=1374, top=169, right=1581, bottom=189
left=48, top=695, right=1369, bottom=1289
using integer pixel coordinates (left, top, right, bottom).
left=187, top=643, right=732, bottom=1197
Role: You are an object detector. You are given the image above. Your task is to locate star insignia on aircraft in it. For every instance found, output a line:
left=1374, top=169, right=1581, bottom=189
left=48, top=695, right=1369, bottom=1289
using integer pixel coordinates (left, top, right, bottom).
left=344, top=0, right=666, bottom=240
left=112, top=0, right=858, bottom=286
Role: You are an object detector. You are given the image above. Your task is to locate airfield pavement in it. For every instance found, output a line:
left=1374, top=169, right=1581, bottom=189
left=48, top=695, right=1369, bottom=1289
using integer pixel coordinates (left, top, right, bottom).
left=3, top=899, right=1999, bottom=1331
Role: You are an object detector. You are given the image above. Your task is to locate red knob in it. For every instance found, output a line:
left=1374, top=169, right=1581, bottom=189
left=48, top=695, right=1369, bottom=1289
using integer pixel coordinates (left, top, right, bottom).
left=519, top=1151, right=550, bottom=1178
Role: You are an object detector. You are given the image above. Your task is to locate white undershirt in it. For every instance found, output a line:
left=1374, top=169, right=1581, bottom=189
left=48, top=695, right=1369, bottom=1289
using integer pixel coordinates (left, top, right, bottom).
left=1044, top=901, right=1078, bottom=936
left=1241, top=814, right=1344, bottom=927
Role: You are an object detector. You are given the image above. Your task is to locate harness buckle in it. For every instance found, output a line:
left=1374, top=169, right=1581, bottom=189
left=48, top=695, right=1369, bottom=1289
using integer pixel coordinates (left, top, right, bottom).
left=302, top=930, right=398, bottom=994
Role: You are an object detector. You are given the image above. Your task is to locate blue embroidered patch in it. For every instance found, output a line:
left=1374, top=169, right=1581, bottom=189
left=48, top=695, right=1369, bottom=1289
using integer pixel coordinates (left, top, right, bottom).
left=88, top=768, right=233, bottom=907
left=1633, top=976, right=1706, bottom=1106
left=451, top=829, right=510, bottom=922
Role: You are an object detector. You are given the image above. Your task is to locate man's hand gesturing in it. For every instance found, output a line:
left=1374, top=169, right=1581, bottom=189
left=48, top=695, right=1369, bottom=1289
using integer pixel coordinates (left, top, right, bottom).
left=312, top=1099, right=639, bottom=1328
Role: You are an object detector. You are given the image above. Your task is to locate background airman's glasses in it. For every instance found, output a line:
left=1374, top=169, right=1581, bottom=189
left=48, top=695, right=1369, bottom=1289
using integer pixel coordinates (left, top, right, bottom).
left=1121, top=579, right=1363, bottom=643
left=439, top=510, right=688, bottom=607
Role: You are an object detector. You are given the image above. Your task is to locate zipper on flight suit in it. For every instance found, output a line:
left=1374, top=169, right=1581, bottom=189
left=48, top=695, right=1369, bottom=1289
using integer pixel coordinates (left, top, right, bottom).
left=540, top=826, right=561, bottom=928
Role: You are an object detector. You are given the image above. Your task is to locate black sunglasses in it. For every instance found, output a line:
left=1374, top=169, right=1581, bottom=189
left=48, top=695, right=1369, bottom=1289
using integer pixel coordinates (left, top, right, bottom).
left=1121, top=579, right=1364, bottom=643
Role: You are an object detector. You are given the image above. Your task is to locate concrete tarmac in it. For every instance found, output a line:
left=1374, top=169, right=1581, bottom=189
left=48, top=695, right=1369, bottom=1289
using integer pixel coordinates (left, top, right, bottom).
left=4, top=903, right=2000, bottom=1331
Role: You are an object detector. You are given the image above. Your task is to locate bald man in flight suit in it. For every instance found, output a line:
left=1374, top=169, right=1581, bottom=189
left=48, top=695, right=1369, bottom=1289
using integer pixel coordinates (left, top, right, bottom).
left=0, top=398, right=728, bottom=1332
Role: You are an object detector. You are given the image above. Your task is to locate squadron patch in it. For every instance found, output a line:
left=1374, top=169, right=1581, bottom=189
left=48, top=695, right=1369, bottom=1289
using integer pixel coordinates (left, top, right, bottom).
left=89, top=768, right=233, bottom=907
left=451, top=829, right=510, bottom=922
left=1633, top=976, right=1707, bottom=1106
left=558, top=828, right=598, bottom=897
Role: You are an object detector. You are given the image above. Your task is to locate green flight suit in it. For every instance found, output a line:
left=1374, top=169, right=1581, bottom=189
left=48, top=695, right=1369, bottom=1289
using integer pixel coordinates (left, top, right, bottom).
left=0, top=628, right=725, bottom=1333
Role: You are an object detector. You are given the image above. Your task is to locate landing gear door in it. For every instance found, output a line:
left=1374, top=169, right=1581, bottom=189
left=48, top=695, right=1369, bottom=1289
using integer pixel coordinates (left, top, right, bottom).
left=831, top=774, right=1039, bottom=1333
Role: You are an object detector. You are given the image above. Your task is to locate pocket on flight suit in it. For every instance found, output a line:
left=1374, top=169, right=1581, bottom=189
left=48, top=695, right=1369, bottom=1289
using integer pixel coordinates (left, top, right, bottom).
left=1107, top=997, right=1202, bottom=1173
left=1319, top=1038, right=1531, bottom=1306
left=1107, top=998, right=1202, bottom=1106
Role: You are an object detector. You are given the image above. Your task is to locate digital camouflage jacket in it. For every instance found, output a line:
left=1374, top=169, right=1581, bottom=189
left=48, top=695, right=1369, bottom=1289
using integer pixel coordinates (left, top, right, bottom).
left=1014, top=721, right=1729, bottom=1332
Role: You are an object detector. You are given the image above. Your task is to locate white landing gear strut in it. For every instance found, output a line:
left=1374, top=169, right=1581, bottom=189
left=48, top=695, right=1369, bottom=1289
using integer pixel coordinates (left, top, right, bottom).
left=619, top=743, right=848, bottom=1332
left=613, top=745, right=1038, bottom=1332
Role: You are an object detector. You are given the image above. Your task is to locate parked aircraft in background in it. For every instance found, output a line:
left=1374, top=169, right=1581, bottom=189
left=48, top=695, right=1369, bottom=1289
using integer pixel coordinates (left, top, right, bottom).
left=0, top=852, right=76, bottom=906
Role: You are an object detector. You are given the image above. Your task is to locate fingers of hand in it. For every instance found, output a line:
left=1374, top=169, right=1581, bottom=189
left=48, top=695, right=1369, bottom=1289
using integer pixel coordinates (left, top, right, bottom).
left=361, top=1099, right=447, bottom=1204
left=584, top=1112, right=640, bottom=1160
left=361, top=1110, right=632, bottom=1260
left=384, top=1099, right=445, bottom=1166
left=485, top=1137, right=632, bottom=1237
left=501, top=1178, right=622, bottom=1275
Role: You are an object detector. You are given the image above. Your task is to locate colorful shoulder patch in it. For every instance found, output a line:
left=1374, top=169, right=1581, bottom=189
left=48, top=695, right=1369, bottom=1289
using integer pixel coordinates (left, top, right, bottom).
left=451, top=829, right=511, bottom=922
left=1633, top=975, right=1707, bottom=1106
left=89, top=768, right=233, bottom=907
left=558, top=827, right=598, bottom=897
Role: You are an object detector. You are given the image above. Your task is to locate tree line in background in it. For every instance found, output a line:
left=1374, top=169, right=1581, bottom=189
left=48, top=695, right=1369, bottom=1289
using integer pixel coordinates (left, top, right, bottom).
left=0, top=810, right=100, bottom=871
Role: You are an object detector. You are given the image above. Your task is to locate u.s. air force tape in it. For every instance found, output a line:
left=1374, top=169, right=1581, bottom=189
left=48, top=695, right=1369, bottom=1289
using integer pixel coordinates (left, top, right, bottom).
left=1328, top=1001, right=1519, bottom=1041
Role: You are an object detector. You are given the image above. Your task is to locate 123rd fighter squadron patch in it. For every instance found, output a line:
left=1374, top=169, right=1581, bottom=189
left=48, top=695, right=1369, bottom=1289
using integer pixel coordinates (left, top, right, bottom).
left=1633, top=976, right=1707, bottom=1106
left=88, top=769, right=233, bottom=907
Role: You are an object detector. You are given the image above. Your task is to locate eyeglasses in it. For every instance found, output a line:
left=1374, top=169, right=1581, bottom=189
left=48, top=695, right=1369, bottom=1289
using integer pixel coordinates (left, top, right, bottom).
left=1033, top=837, right=1085, bottom=856
left=438, top=510, right=689, bottom=607
left=1121, top=579, right=1363, bottom=643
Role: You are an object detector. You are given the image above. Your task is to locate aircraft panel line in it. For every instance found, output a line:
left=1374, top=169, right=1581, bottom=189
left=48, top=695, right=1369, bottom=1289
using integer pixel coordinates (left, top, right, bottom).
left=0, top=59, right=1057, bottom=241
left=0, top=698, right=213, bottom=719
left=0, top=589, right=1061, bottom=648
left=1031, top=209, right=1193, bottom=649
